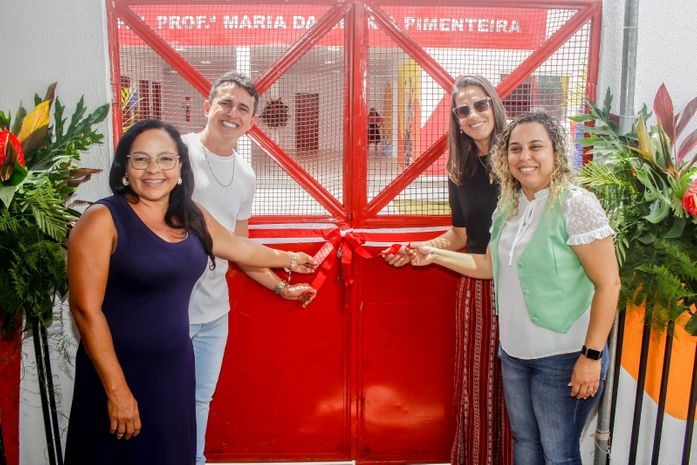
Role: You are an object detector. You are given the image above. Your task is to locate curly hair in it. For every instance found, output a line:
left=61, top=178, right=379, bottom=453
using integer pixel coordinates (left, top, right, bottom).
left=446, top=75, right=508, bottom=185
left=491, top=112, right=573, bottom=217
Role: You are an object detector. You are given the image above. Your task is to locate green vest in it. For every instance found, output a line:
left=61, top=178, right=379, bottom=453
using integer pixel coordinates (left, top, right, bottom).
left=489, top=192, right=594, bottom=333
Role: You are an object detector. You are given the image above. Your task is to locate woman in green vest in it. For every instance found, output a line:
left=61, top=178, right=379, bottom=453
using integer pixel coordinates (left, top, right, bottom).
left=411, top=112, right=620, bottom=465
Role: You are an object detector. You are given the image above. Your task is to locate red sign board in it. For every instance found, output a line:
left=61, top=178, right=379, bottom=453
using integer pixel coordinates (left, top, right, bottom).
left=118, top=5, right=546, bottom=50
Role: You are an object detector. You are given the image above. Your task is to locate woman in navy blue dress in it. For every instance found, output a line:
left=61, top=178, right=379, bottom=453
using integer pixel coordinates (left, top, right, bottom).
left=64, top=119, right=316, bottom=465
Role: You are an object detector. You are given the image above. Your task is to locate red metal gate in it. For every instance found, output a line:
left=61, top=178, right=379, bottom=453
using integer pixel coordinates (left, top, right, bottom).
left=107, top=1, right=600, bottom=462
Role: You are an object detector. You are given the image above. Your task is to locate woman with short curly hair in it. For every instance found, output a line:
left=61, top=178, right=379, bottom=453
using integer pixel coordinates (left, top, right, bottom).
left=413, top=112, right=620, bottom=465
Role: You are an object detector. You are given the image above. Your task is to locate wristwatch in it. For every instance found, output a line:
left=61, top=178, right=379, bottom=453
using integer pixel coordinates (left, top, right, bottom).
left=581, top=345, right=602, bottom=360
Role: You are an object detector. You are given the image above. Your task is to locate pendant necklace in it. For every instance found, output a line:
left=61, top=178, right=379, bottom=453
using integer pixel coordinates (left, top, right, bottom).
left=203, top=146, right=236, bottom=187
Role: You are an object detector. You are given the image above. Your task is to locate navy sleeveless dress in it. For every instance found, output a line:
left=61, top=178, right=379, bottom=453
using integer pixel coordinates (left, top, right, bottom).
left=65, top=195, right=207, bottom=465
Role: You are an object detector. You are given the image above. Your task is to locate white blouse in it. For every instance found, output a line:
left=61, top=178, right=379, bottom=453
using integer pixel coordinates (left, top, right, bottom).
left=496, top=187, right=614, bottom=359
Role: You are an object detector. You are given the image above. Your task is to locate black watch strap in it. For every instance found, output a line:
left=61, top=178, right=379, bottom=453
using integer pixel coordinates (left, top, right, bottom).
left=581, top=345, right=602, bottom=360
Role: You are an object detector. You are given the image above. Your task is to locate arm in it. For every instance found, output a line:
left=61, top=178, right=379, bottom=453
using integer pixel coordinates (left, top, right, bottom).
left=202, top=208, right=316, bottom=272
left=382, top=226, right=468, bottom=267
left=568, top=236, right=621, bottom=399
left=235, top=220, right=317, bottom=308
left=411, top=245, right=493, bottom=279
left=67, top=205, right=141, bottom=440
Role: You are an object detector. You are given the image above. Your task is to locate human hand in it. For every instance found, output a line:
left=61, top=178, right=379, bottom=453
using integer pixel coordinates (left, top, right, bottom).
left=107, top=389, right=141, bottom=440
left=381, top=245, right=411, bottom=267
left=289, top=252, right=318, bottom=274
left=407, top=245, right=436, bottom=267
left=568, top=355, right=601, bottom=399
left=281, top=283, right=318, bottom=308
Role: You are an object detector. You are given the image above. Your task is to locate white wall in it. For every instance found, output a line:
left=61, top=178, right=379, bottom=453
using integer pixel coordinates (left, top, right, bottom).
left=599, top=0, right=697, bottom=116
left=0, top=1, right=112, bottom=464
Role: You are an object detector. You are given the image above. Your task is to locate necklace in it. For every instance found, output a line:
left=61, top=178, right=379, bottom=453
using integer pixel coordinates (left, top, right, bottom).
left=203, top=146, right=236, bottom=187
left=478, top=153, right=494, bottom=185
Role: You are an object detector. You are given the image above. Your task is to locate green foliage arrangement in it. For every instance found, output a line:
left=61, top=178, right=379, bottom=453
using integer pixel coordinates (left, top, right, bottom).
left=574, top=85, right=697, bottom=335
left=0, top=83, right=109, bottom=335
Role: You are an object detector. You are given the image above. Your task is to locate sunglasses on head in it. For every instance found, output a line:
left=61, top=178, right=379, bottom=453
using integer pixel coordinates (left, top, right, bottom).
left=452, top=98, right=492, bottom=119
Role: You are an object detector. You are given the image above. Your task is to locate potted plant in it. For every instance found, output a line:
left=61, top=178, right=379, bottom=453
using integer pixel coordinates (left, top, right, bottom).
left=0, top=83, right=108, bottom=465
left=574, top=85, right=697, bottom=335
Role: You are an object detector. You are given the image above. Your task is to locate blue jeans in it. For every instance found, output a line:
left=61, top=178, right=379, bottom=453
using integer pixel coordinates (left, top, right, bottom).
left=499, top=347, right=608, bottom=465
left=190, top=314, right=229, bottom=465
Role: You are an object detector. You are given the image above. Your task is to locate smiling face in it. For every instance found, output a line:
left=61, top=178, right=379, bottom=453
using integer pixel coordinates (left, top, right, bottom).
left=453, top=85, right=495, bottom=154
left=125, top=128, right=181, bottom=204
left=203, top=83, right=257, bottom=149
left=507, top=122, right=556, bottom=199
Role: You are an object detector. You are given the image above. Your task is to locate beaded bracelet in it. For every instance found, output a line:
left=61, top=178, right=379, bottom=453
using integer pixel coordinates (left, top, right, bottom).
left=284, top=251, right=296, bottom=283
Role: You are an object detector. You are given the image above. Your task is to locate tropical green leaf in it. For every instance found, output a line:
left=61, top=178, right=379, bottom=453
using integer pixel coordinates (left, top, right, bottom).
left=10, top=104, right=27, bottom=135
left=570, top=114, right=595, bottom=123
left=664, top=217, right=686, bottom=238
left=68, top=96, right=87, bottom=133
left=0, top=110, right=10, bottom=130
left=0, top=185, right=17, bottom=207
left=638, top=231, right=657, bottom=244
left=686, top=312, right=697, bottom=336
left=54, top=99, right=66, bottom=144
left=643, top=199, right=670, bottom=223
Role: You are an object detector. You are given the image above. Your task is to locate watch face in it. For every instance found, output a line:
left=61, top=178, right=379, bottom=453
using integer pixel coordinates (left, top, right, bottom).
left=583, top=346, right=602, bottom=360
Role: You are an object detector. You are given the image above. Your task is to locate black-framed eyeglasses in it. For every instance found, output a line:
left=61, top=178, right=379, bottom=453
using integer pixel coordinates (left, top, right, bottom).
left=127, top=152, right=180, bottom=170
left=452, top=98, right=492, bottom=119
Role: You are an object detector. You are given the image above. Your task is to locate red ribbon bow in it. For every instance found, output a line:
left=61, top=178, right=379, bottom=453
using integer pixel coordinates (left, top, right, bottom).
left=310, top=227, right=385, bottom=290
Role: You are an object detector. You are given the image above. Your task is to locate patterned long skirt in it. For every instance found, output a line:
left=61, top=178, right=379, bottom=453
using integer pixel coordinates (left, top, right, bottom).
left=451, top=276, right=513, bottom=465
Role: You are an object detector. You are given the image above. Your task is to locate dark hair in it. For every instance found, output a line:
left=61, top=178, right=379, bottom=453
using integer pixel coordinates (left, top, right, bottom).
left=108, top=119, right=215, bottom=266
left=209, top=71, right=260, bottom=115
left=446, top=75, right=508, bottom=185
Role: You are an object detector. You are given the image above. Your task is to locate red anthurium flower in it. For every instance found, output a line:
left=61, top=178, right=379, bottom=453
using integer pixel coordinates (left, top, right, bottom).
left=0, top=129, right=26, bottom=168
left=682, top=179, right=697, bottom=217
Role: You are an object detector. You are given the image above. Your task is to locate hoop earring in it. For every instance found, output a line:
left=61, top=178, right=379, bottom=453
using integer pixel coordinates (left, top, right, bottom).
left=177, top=177, right=183, bottom=185
left=122, top=176, right=129, bottom=186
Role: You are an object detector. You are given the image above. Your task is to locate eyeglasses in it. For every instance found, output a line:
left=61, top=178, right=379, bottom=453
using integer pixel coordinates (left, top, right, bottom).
left=452, top=98, right=492, bottom=119
left=127, top=152, right=180, bottom=170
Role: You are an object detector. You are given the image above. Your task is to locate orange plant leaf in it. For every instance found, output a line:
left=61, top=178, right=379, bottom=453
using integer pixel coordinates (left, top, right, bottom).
left=16, top=100, right=51, bottom=144
left=635, top=115, right=655, bottom=163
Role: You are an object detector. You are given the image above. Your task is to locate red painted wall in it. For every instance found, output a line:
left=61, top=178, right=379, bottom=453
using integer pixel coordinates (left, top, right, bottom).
left=0, top=326, right=22, bottom=465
